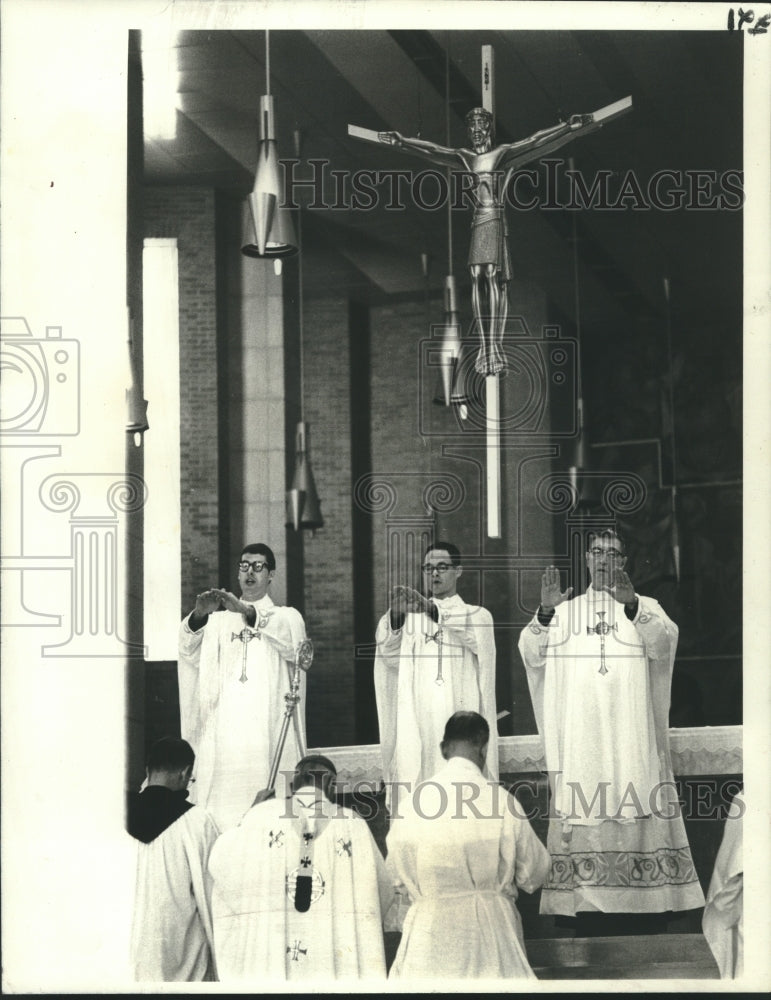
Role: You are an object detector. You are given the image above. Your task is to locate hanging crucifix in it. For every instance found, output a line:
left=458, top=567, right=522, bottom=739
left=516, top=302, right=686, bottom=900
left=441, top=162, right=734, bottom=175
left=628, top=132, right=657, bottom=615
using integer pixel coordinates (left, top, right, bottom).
left=349, top=46, right=631, bottom=537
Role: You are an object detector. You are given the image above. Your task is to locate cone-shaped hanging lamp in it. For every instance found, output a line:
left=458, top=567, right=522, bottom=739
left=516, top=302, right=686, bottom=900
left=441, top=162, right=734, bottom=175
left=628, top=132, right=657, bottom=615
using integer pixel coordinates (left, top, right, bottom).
left=126, top=383, right=149, bottom=434
left=567, top=156, right=590, bottom=509
left=285, top=129, right=323, bottom=534
left=670, top=486, right=681, bottom=583
left=568, top=395, right=588, bottom=498
left=242, top=96, right=298, bottom=260
left=433, top=275, right=463, bottom=406
left=286, top=421, right=323, bottom=531
left=126, top=311, right=149, bottom=436
left=450, top=337, right=474, bottom=413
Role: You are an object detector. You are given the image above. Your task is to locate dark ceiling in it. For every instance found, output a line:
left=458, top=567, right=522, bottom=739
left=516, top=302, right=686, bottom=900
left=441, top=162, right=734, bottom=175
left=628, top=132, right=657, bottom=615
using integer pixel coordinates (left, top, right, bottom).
left=140, top=28, right=743, bottom=348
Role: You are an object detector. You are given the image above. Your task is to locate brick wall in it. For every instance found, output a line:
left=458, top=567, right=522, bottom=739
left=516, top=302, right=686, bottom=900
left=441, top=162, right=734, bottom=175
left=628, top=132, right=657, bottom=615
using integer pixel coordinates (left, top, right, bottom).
left=367, top=285, right=556, bottom=739
left=144, top=187, right=219, bottom=616
left=301, top=297, right=356, bottom=747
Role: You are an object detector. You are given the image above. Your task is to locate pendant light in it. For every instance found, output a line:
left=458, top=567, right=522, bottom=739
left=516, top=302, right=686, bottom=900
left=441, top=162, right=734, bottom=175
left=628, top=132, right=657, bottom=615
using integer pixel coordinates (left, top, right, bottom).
left=242, top=30, right=298, bottom=264
left=286, top=129, right=323, bottom=533
left=567, top=157, right=589, bottom=507
left=434, top=41, right=471, bottom=416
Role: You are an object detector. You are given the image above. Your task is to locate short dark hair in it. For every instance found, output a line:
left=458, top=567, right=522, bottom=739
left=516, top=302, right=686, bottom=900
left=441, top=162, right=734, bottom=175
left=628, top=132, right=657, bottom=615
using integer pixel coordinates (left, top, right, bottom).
left=442, top=711, right=489, bottom=749
left=424, top=541, right=461, bottom=567
left=241, top=542, right=276, bottom=571
left=146, top=737, right=195, bottom=774
left=293, top=754, right=337, bottom=790
left=587, top=528, right=626, bottom=555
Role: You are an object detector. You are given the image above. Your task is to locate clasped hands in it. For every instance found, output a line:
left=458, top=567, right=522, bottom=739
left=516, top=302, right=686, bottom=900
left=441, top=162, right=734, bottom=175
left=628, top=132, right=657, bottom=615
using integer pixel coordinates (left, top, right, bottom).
left=194, top=587, right=252, bottom=618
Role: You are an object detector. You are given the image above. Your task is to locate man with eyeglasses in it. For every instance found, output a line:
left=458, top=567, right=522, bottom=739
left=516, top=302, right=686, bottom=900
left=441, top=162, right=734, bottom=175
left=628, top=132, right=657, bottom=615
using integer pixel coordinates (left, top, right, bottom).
left=518, top=529, right=704, bottom=933
left=374, top=542, right=498, bottom=816
left=178, top=543, right=307, bottom=831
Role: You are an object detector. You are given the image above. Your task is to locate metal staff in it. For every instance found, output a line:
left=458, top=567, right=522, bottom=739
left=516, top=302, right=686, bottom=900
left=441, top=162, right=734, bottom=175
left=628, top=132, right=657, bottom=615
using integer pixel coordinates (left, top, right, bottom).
left=266, top=638, right=314, bottom=791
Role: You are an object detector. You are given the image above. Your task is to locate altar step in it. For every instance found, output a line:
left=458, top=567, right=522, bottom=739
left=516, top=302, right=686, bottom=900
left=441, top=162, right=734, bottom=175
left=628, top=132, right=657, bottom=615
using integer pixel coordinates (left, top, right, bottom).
left=526, top=932, right=720, bottom=980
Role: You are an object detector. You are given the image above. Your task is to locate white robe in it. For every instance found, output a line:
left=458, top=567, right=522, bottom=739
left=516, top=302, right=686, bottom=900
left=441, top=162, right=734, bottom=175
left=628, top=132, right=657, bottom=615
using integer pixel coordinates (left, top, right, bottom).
left=374, top=593, right=498, bottom=814
left=519, top=586, right=705, bottom=915
left=386, top=756, right=550, bottom=981
left=703, top=794, right=743, bottom=979
left=209, top=792, right=393, bottom=984
left=129, top=805, right=219, bottom=982
left=178, top=595, right=307, bottom=830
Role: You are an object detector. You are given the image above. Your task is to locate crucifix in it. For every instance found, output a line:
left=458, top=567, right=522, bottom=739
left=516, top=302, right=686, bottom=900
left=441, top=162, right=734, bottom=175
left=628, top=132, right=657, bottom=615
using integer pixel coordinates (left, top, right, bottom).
left=587, top=610, right=618, bottom=675
left=231, top=625, right=261, bottom=682
left=424, top=622, right=445, bottom=686
left=230, top=607, right=274, bottom=682
left=349, top=47, right=631, bottom=536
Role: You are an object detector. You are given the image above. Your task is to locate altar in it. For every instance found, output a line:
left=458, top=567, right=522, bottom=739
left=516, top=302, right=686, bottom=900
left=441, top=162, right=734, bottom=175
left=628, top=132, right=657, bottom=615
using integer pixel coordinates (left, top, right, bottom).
left=311, top=725, right=742, bottom=789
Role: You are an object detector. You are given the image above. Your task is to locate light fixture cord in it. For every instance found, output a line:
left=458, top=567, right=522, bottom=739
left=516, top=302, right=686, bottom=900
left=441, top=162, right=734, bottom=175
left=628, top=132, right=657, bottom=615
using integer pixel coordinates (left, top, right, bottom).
left=445, top=40, right=453, bottom=276
left=298, top=205, right=304, bottom=423
left=664, top=278, right=677, bottom=488
left=265, top=29, right=270, bottom=93
left=569, top=157, right=582, bottom=406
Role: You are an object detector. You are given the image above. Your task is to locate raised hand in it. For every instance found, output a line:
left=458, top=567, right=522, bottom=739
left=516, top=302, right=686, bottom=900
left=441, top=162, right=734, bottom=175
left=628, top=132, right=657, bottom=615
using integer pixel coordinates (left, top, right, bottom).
left=391, top=585, right=429, bottom=615
left=212, top=589, right=248, bottom=615
left=194, top=589, right=224, bottom=617
left=540, top=566, right=573, bottom=610
left=610, top=568, right=636, bottom=606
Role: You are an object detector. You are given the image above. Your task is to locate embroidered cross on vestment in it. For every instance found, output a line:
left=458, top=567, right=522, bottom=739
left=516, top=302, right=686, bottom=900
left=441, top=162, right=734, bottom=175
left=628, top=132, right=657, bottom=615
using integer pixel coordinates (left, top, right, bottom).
left=586, top=610, right=618, bottom=675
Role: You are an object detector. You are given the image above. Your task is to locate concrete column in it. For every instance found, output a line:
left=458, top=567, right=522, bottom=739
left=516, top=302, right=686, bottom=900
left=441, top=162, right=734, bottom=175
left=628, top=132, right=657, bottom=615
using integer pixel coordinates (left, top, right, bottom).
left=225, top=208, right=288, bottom=606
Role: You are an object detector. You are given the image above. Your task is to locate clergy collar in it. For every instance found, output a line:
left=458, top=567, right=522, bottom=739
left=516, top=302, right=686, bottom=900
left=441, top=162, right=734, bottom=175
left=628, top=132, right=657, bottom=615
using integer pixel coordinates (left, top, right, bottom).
left=431, top=593, right=463, bottom=609
left=244, top=594, right=275, bottom=609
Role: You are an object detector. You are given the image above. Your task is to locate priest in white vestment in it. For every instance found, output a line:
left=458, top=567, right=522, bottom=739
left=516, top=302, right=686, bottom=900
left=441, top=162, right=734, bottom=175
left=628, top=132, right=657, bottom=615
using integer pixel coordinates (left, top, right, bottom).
left=209, top=754, right=393, bottom=984
left=178, top=543, right=307, bottom=831
left=703, top=791, right=743, bottom=978
left=128, top=737, right=219, bottom=982
left=386, top=711, right=550, bottom=980
left=518, top=529, right=705, bottom=921
left=375, top=542, right=498, bottom=815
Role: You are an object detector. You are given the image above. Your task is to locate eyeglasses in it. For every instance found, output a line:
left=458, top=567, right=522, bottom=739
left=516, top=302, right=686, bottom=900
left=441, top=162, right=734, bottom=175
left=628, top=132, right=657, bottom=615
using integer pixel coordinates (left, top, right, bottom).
left=238, top=560, right=269, bottom=573
left=588, top=547, right=624, bottom=561
left=422, top=563, right=454, bottom=574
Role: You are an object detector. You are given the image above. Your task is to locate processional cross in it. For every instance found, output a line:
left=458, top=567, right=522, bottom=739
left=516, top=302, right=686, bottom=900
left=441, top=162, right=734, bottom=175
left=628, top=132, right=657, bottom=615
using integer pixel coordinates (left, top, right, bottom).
left=349, top=47, right=631, bottom=536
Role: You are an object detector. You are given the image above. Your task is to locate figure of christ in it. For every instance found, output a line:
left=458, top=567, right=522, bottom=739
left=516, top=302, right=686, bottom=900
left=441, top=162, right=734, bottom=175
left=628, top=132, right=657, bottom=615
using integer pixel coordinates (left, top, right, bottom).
left=378, top=108, right=593, bottom=375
